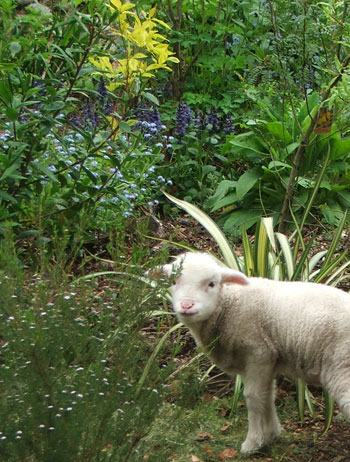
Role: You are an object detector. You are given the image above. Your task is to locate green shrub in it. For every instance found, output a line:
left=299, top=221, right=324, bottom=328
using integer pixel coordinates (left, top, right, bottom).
left=0, top=237, right=173, bottom=462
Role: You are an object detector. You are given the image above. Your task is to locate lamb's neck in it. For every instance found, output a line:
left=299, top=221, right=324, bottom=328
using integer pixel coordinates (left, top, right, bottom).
left=186, top=307, right=224, bottom=349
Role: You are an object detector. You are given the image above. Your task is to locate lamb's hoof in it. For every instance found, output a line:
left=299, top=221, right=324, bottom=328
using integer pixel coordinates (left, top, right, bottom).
left=240, top=439, right=261, bottom=454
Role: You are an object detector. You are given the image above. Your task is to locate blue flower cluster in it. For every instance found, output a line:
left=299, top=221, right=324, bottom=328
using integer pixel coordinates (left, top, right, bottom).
left=193, top=107, right=235, bottom=135
left=175, top=101, right=192, bottom=137
left=69, top=78, right=112, bottom=130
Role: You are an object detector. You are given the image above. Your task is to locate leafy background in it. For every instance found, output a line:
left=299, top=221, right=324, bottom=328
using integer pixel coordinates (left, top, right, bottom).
left=1, top=0, right=350, bottom=461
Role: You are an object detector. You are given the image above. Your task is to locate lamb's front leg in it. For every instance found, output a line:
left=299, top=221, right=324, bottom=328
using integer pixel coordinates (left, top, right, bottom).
left=241, top=366, right=281, bottom=454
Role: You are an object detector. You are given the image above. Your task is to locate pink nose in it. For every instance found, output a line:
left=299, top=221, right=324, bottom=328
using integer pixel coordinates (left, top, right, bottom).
left=181, top=300, right=195, bottom=311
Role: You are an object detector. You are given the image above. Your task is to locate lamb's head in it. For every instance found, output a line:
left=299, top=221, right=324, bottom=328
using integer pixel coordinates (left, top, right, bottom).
left=162, top=252, right=249, bottom=323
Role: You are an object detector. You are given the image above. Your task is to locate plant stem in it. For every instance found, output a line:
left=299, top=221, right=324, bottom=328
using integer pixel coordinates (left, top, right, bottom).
left=278, top=54, right=350, bottom=233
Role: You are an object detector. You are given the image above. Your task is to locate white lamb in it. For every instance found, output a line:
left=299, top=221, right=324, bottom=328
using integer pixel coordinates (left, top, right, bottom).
left=161, top=251, right=350, bottom=453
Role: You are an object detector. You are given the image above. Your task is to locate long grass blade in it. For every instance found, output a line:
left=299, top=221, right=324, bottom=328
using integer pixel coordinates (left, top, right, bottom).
left=275, top=232, right=295, bottom=280
left=262, top=217, right=277, bottom=252
left=163, top=192, right=239, bottom=269
left=314, top=250, right=348, bottom=283
left=296, top=379, right=305, bottom=424
left=230, top=374, right=244, bottom=417
left=321, top=210, right=348, bottom=270
left=305, top=386, right=316, bottom=418
left=322, top=390, right=334, bottom=435
left=254, top=220, right=269, bottom=277
left=292, top=233, right=315, bottom=281
left=242, top=227, right=254, bottom=276
left=136, top=322, right=184, bottom=397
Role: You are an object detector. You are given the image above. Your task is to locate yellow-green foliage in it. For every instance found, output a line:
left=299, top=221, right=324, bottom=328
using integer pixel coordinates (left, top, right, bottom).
left=89, top=1, right=179, bottom=92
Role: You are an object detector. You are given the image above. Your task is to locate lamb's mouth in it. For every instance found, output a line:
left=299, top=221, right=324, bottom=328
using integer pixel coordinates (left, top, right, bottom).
left=180, top=311, right=198, bottom=317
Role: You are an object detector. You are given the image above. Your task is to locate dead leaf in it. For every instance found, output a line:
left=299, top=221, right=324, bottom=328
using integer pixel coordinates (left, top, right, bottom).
left=221, top=422, right=233, bottom=433
left=195, top=431, right=213, bottom=442
left=191, top=455, right=203, bottom=462
left=204, top=444, right=214, bottom=456
left=218, top=448, right=237, bottom=460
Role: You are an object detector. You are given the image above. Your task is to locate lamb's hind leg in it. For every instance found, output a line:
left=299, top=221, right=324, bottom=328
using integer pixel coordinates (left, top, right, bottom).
left=241, top=365, right=281, bottom=454
left=324, top=367, right=350, bottom=420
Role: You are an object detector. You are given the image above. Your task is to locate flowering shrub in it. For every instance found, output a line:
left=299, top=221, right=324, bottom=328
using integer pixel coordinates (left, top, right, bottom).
left=0, top=240, right=172, bottom=461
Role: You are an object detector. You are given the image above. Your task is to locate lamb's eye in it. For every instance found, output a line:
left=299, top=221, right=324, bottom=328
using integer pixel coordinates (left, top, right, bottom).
left=172, top=280, right=177, bottom=286
left=208, top=281, right=215, bottom=288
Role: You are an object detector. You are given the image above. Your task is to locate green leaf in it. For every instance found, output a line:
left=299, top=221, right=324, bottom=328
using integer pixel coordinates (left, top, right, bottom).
left=5, top=107, right=19, bottom=122
left=119, top=121, right=132, bottom=133
left=275, top=233, right=294, bottom=279
left=141, top=92, right=159, bottom=106
left=230, top=375, right=244, bottom=416
left=34, top=163, right=58, bottom=183
left=163, top=192, right=239, bottom=269
left=0, top=190, right=18, bottom=203
left=330, top=136, right=350, bottom=160
left=296, top=379, right=306, bottom=424
left=236, top=167, right=262, bottom=201
left=9, top=42, right=22, bottom=57
left=223, top=209, right=260, bottom=234
left=322, top=390, right=334, bottom=435
left=0, top=163, right=19, bottom=181
left=265, top=121, right=292, bottom=144
left=41, top=101, right=65, bottom=112
left=254, top=219, right=270, bottom=278
left=210, top=192, right=238, bottom=212
left=0, top=80, right=12, bottom=104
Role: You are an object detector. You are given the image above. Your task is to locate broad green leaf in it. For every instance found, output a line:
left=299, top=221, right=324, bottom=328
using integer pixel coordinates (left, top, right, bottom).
left=286, top=141, right=300, bottom=154
left=164, top=192, right=239, bottom=269
left=265, top=121, right=292, bottom=144
left=210, top=192, right=238, bottom=213
left=337, top=190, right=350, bottom=207
left=5, top=107, right=19, bottom=122
left=141, top=92, right=159, bottom=105
left=41, top=101, right=65, bottom=112
left=208, top=180, right=237, bottom=206
left=330, top=136, right=350, bottom=160
left=119, top=121, right=132, bottom=133
left=236, top=167, right=263, bottom=201
left=223, top=209, right=260, bottom=235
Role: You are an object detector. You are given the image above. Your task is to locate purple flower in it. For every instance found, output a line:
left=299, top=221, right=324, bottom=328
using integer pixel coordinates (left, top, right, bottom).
left=176, top=101, right=192, bottom=137
left=206, top=106, right=220, bottom=132
left=222, top=115, right=235, bottom=134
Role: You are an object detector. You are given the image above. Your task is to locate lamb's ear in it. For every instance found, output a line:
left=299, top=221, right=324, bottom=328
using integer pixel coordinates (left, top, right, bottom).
left=220, top=268, right=249, bottom=286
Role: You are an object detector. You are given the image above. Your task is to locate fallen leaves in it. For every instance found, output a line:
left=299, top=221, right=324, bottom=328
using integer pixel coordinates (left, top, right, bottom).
left=220, top=422, right=233, bottom=433
left=218, top=448, right=237, bottom=459
left=191, top=447, right=237, bottom=461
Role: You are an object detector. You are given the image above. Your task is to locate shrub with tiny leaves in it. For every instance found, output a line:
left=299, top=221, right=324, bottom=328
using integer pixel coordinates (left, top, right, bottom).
left=0, top=239, right=173, bottom=461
